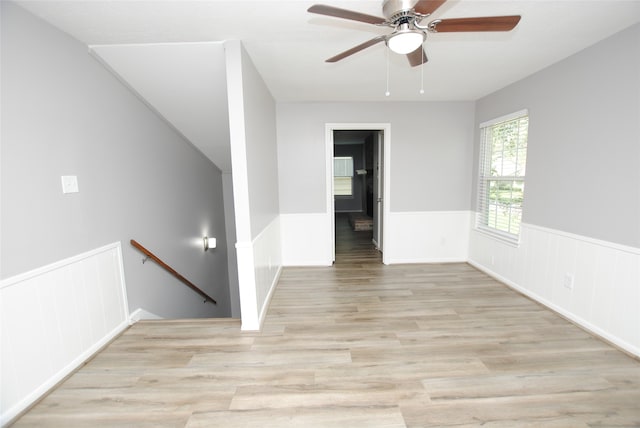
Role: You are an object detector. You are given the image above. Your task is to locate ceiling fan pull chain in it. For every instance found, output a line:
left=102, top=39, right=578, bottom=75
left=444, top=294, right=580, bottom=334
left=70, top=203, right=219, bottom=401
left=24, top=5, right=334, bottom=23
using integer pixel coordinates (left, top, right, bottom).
left=419, top=47, right=425, bottom=95
left=385, top=48, right=391, bottom=97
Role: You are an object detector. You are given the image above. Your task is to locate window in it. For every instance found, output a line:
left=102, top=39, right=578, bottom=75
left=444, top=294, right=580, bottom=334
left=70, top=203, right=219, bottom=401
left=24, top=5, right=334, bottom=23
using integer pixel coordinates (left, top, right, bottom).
left=334, top=156, right=354, bottom=197
left=477, top=111, right=529, bottom=243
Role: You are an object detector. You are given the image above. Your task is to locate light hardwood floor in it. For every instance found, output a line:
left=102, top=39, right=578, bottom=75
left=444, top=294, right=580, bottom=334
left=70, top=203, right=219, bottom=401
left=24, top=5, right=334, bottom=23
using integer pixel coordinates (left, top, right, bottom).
left=12, top=214, right=640, bottom=427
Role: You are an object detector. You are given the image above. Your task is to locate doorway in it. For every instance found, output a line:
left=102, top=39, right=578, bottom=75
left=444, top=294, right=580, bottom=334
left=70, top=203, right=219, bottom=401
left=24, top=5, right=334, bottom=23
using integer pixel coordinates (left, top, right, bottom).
left=325, top=123, right=390, bottom=264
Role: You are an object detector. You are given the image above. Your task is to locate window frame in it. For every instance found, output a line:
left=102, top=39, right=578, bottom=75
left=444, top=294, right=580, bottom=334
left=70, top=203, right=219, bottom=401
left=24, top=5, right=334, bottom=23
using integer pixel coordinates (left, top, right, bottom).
left=476, top=110, right=529, bottom=245
left=333, top=156, right=355, bottom=198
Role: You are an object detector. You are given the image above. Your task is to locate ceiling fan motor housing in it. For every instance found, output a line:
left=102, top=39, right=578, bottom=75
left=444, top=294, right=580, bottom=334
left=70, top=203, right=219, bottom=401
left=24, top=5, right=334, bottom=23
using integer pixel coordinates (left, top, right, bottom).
left=383, top=0, right=423, bottom=21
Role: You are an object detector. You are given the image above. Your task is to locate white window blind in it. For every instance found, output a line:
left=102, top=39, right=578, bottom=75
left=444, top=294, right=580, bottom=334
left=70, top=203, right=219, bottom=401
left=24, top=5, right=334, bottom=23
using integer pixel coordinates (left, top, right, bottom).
left=334, top=156, right=354, bottom=196
left=477, top=111, right=529, bottom=243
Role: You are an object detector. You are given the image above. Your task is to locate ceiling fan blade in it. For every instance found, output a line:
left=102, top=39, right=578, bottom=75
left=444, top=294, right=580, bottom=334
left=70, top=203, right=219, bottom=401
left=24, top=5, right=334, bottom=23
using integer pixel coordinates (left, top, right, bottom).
left=326, top=36, right=386, bottom=63
left=413, top=0, right=448, bottom=16
left=430, top=16, right=521, bottom=32
left=308, top=4, right=386, bottom=25
left=406, top=46, right=428, bottom=67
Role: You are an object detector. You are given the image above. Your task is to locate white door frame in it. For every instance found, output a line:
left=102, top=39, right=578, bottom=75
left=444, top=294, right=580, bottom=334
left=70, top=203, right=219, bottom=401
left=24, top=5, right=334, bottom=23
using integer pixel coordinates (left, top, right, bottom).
left=372, top=130, right=383, bottom=250
left=325, top=123, right=391, bottom=265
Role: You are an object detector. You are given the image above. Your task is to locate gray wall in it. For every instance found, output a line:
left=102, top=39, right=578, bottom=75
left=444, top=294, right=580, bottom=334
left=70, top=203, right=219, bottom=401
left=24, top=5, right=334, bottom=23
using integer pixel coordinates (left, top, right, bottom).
left=473, top=24, right=640, bottom=248
left=1, top=2, right=231, bottom=318
left=222, top=173, right=240, bottom=318
left=241, top=46, right=281, bottom=239
left=277, top=102, right=475, bottom=214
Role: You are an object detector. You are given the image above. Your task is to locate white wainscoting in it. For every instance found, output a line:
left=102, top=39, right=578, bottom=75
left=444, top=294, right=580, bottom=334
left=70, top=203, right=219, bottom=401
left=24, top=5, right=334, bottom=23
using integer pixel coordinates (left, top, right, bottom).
left=384, top=211, right=472, bottom=264
left=280, top=211, right=471, bottom=266
left=469, top=223, right=640, bottom=357
left=253, top=216, right=282, bottom=329
left=237, top=216, right=283, bottom=331
left=0, top=242, right=130, bottom=425
left=280, top=213, right=333, bottom=266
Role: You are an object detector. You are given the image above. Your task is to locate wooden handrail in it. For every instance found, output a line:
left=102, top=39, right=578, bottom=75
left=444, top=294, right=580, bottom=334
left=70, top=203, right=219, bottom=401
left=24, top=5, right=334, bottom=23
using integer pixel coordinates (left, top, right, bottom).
left=130, top=239, right=217, bottom=305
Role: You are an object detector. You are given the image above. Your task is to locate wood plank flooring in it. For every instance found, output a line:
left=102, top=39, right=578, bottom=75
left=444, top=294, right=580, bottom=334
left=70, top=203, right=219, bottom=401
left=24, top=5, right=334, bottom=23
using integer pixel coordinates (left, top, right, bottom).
left=11, top=214, right=640, bottom=427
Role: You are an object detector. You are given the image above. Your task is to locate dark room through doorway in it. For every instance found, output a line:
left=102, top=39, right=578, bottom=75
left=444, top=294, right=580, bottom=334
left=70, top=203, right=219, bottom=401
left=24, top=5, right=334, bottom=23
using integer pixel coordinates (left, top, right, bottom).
left=332, top=129, right=383, bottom=263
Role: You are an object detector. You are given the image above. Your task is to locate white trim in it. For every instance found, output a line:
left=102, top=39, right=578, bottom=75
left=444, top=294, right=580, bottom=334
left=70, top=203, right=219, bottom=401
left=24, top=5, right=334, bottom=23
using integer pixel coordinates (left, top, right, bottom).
left=522, top=223, right=640, bottom=255
left=475, top=223, right=521, bottom=248
left=389, top=256, right=469, bottom=264
left=248, top=214, right=278, bottom=243
left=479, top=108, right=529, bottom=128
left=225, top=39, right=252, bottom=243
left=115, top=243, right=130, bottom=325
left=1, top=242, right=124, bottom=290
left=236, top=241, right=258, bottom=331
left=325, top=126, right=335, bottom=263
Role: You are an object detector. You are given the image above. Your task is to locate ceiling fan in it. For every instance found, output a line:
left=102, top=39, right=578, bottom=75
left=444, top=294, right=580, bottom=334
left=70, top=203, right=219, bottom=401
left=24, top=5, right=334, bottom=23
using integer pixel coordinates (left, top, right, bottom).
left=308, top=0, right=521, bottom=67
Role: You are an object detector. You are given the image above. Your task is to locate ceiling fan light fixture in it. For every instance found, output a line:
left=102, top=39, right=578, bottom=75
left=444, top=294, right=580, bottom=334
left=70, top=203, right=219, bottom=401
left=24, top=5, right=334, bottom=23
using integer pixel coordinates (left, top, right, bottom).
left=387, top=24, right=425, bottom=54
left=307, top=1, right=521, bottom=67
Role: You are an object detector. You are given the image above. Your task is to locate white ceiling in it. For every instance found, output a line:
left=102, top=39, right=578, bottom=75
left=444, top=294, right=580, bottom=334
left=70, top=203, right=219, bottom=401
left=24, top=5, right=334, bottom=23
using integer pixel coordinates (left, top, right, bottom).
left=89, top=42, right=232, bottom=172
left=14, top=0, right=640, bottom=172
left=17, top=0, right=640, bottom=102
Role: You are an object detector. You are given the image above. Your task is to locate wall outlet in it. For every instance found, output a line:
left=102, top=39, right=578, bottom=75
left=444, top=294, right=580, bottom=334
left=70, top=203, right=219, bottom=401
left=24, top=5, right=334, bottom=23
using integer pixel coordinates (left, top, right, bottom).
left=61, top=175, right=79, bottom=194
left=563, top=273, right=574, bottom=290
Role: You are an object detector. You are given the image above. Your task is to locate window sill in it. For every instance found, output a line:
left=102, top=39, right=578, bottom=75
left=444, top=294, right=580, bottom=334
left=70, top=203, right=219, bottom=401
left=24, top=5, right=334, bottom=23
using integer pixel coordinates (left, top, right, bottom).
left=474, top=226, right=521, bottom=248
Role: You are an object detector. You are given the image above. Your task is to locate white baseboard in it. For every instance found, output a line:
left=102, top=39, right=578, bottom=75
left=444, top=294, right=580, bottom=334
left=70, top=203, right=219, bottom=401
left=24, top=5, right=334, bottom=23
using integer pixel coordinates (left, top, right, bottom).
left=387, top=257, right=469, bottom=264
left=129, top=308, right=164, bottom=323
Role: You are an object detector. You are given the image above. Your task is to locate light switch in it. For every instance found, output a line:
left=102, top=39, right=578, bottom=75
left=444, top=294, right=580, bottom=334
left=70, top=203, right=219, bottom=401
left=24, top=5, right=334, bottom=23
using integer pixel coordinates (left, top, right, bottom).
left=61, top=175, right=79, bottom=194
